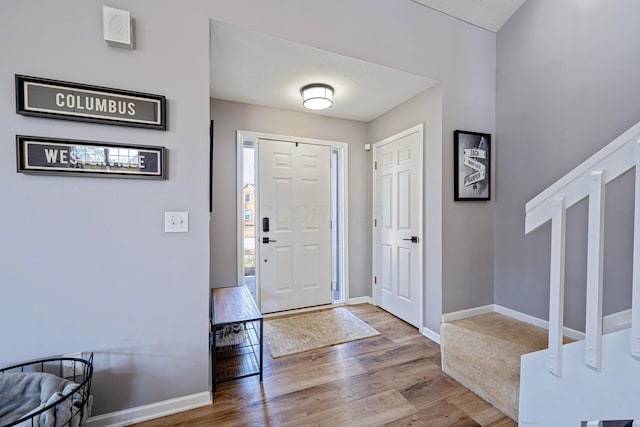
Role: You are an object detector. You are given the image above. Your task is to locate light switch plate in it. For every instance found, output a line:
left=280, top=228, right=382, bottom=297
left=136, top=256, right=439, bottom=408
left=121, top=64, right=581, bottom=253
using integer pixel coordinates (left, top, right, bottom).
left=165, top=212, right=189, bottom=233
left=62, top=352, right=82, bottom=378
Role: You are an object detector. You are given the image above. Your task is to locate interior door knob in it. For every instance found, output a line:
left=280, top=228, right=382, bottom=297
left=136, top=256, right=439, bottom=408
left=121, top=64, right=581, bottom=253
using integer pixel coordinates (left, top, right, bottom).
left=402, top=236, right=419, bottom=243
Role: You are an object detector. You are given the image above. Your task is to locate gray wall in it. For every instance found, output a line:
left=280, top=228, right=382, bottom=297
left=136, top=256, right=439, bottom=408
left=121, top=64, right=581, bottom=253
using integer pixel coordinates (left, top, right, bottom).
left=495, top=0, right=640, bottom=330
left=368, top=85, right=446, bottom=332
left=205, top=0, right=496, bottom=328
left=0, top=0, right=210, bottom=416
left=209, top=99, right=370, bottom=298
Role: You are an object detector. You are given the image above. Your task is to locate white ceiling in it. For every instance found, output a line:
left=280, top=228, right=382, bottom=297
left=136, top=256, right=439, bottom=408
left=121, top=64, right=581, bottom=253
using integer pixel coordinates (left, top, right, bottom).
left=412, top=0, right=526, bottom=32
left=209, top=1, right=525, bottom=121
left=210, top=21, right=439, bottom=123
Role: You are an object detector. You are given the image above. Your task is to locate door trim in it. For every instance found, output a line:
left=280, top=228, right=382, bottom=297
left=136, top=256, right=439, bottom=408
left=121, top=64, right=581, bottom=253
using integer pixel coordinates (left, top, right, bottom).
left=236, top=130, right=349, bottom=308
left=371, top=123, right=424, bottom=328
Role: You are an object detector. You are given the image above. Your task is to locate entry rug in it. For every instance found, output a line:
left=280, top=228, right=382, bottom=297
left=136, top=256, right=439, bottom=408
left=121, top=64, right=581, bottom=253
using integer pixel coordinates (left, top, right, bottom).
left=264, top=307, right=380, bottom=358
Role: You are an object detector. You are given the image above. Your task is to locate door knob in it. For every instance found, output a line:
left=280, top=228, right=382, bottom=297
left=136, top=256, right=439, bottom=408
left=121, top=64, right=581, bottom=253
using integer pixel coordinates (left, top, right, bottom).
left=262, top=237, right=277, bottom=244
left=403, top=236, right=419, bottom=243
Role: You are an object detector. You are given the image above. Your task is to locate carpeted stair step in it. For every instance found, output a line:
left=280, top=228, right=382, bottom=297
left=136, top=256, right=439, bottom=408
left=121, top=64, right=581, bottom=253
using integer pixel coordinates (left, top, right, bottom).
left=441, top=312, right=573, bottom=421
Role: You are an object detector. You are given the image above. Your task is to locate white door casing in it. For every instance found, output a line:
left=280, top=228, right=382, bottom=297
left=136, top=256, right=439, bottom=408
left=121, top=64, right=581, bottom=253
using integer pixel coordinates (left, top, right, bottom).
left=258, top=139, right=332, bottom=313
left=373, top=125, right=423, bottom=328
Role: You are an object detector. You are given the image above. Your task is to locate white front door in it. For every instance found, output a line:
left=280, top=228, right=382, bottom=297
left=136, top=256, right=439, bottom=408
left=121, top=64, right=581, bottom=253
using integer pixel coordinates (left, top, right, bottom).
left=258, top=139, right=332, bottom=313
left=373, top=126, right=423, bottom=327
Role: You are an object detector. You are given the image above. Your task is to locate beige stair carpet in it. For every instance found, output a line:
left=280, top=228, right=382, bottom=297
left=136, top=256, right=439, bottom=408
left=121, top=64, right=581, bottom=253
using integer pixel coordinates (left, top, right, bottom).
left=441, top=312, right=573, bottom=421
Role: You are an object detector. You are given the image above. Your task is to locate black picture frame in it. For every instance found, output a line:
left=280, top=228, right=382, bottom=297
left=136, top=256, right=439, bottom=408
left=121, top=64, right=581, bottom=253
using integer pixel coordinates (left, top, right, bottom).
left=15, top=75, right=167, bottom=130
left=454, top=130, right=491, bottom=201
left=16, top=135, right=166, bottom=179
left=209, top=120, right=214, bottom=213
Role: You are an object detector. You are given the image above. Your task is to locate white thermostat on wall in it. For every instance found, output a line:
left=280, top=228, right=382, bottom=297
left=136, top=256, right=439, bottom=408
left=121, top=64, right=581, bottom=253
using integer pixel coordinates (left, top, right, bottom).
left=103, top=6, right=133, bottom=49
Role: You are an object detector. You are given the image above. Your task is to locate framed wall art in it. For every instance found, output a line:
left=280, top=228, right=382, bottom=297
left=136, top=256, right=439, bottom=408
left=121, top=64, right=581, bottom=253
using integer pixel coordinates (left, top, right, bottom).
left=454, top=130, right=491, bottom=201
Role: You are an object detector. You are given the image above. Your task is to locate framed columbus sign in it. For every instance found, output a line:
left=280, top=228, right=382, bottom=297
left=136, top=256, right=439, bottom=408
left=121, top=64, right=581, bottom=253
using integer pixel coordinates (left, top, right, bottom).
left=454, top=130, right=491, bottom=201
left=15, top=75, right=166, bottom=130
left=16, top=135, right=166, bottom=179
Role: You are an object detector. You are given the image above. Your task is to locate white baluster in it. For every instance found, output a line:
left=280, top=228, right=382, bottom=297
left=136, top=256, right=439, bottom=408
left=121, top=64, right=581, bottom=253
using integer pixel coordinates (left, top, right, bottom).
left=633, top=142, right=640, bottom=359
left=585, top=170, right=605, bottom=371
left=549, top=196, right=566, bottom=376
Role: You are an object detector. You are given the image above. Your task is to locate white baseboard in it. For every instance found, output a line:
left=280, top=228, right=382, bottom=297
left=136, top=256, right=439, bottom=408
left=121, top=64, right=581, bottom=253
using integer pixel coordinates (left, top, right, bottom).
left=493, top=304, right=585, bottom=340
left=348, top=296, right=373, bottom=305
left=443, top=304, right=632, bottom=341
left=603, top=308, right=631, bottom=334
left=87, top=391, right=211, bottom=427
left=441, top=304, right=494, bottom=322
left=421, top=327, right=440, bottom=344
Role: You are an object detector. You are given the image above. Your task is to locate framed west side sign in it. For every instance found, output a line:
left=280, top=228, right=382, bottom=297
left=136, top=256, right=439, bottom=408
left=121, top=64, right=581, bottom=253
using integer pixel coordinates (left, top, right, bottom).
left=15, top=75, right=166, bottom=130
left=16, top=135, right=166, bottom=179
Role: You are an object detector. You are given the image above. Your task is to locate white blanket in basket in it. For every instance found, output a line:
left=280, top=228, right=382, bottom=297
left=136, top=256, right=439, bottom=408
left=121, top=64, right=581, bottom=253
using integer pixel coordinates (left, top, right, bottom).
left=0, top=372, right=90, bottom=427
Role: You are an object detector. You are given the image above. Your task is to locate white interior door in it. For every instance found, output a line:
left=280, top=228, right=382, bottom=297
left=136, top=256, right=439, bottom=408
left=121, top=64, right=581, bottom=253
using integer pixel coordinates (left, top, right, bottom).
left=258, top=139, right=332, bottom=313
left=373, top=127, right=423, bottom=327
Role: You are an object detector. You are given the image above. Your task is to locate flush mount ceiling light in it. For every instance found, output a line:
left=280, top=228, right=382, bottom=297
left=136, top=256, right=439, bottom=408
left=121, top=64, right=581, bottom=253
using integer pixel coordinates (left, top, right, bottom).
left=301, top=84, right=334, bottom=110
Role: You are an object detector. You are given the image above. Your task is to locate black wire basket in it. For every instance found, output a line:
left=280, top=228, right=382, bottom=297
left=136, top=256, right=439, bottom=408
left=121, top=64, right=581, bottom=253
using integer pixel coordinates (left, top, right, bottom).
left=0, top=353, right=93, bottom=427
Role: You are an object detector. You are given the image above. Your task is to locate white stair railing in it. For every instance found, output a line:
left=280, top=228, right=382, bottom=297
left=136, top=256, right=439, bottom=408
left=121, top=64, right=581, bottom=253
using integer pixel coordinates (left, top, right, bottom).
left=525, top=120, right=640, bottom=376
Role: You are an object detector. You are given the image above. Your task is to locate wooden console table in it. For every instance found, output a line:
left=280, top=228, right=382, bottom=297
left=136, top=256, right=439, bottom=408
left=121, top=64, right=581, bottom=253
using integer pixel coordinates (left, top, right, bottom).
left=210, top=286, right=263, bottom=392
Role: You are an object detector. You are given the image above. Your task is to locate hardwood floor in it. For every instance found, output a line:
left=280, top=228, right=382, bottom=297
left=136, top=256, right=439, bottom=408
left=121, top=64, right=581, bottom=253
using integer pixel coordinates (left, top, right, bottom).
left=133, top=305, right=516, bottom=427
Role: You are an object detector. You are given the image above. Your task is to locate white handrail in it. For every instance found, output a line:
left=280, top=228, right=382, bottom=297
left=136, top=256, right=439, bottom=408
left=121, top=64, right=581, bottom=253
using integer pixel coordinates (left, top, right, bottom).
left=524, top=120, right=640, bottom=376
left=526, top=121, right=640, bottom=233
